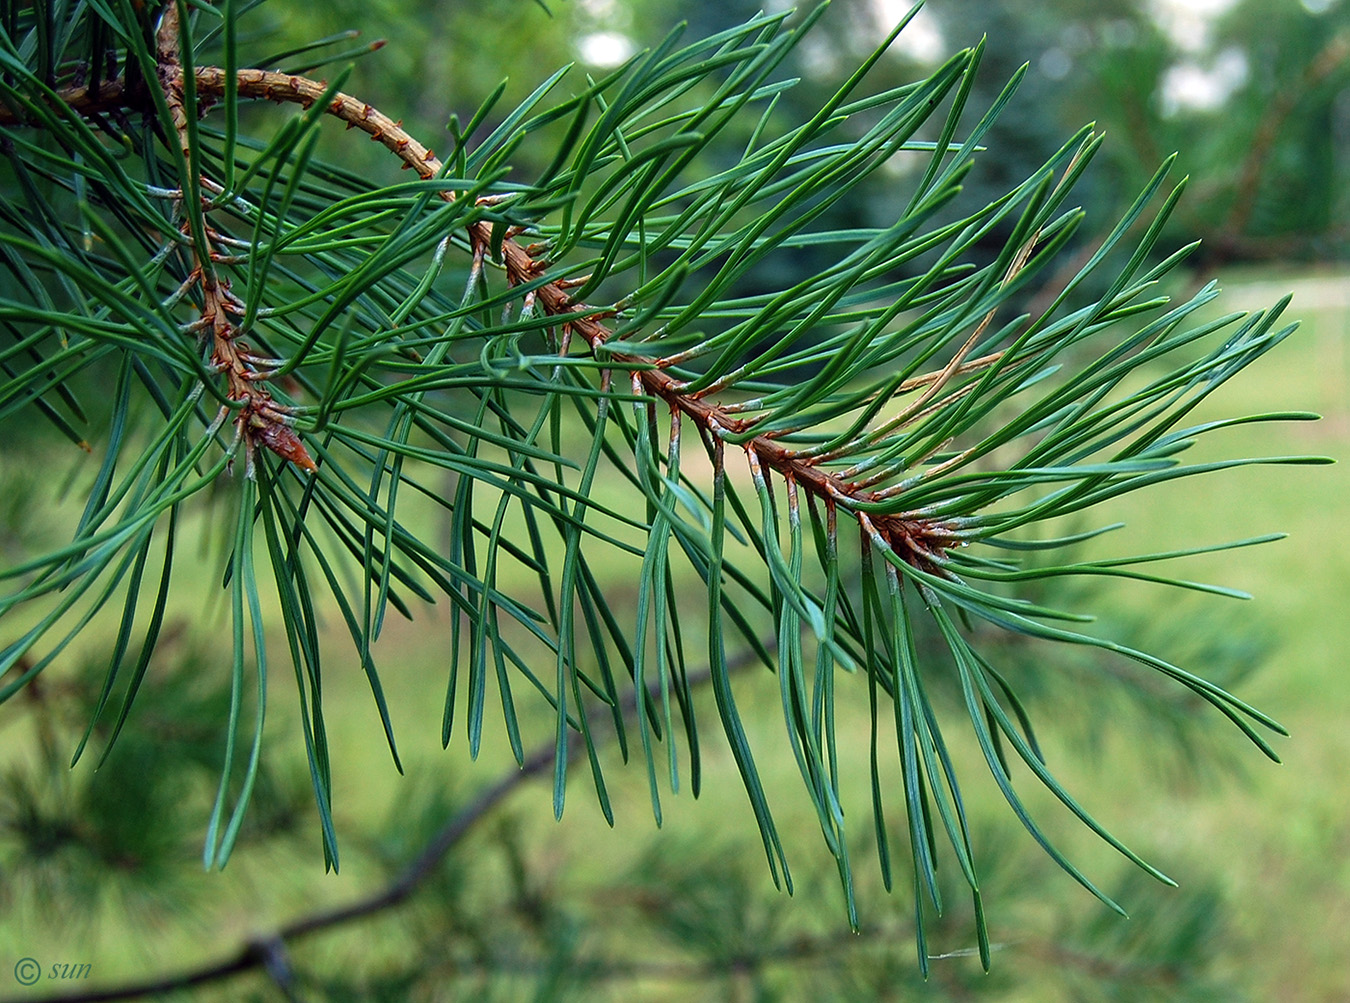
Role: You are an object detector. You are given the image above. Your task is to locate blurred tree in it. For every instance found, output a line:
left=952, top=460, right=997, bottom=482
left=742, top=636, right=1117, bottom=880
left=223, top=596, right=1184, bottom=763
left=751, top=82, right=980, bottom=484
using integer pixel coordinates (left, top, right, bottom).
left=919, top=0, right=1350, bottom=268
left=238, top=0, right=1350, bottom=268
left=1200, top=0, right=1350, bottom=262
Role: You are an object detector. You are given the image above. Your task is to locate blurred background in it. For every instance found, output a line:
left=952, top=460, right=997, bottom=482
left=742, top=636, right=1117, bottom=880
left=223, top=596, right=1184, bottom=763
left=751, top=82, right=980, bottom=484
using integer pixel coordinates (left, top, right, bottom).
left=2, top=0, right=1348, bottom=1000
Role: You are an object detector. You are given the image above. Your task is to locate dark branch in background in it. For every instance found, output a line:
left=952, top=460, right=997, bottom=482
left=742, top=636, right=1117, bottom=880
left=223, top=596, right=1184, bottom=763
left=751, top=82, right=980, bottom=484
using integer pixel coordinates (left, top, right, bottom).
left=0, top=763, right=547, bottom=1003
left=0, top=650, right=752, bottom=1003
left=0, top=78, right=139, bottom=124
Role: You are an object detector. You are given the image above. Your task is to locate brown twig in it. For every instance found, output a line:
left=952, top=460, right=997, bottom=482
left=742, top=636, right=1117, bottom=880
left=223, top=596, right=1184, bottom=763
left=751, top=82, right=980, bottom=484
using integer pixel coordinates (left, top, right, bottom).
left=153, top=6, right=317, bottom=475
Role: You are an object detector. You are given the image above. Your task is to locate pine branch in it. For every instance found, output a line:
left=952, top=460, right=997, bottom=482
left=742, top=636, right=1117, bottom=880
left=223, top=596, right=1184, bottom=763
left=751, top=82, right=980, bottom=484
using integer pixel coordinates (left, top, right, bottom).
left=0, top=1, right=1327, bottom=963
left=5, top=6, right=973, bottom=560
left=122, top=22, right=978, bottom=568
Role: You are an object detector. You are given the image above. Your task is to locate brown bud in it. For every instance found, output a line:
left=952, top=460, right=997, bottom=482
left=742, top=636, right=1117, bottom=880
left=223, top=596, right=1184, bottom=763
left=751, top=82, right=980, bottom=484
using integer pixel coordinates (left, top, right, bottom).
left=256, top=421, right=317, bottom=472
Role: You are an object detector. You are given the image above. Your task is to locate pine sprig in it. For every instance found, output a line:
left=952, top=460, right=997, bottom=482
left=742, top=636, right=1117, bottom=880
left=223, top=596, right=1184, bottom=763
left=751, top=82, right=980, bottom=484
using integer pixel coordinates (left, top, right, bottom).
left=0, top=0, right=1328, bottom=964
